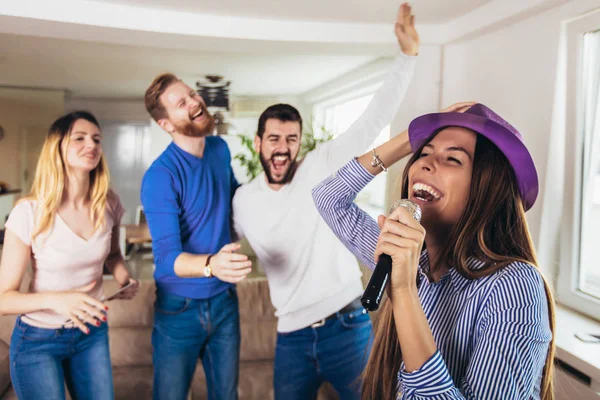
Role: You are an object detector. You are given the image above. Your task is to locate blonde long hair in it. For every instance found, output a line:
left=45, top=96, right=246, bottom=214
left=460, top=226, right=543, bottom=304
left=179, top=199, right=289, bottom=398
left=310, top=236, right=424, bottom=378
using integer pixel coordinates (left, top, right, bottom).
left=22, top=111, right=110, bottom=239
left=361, top=134, right=555, bottom=400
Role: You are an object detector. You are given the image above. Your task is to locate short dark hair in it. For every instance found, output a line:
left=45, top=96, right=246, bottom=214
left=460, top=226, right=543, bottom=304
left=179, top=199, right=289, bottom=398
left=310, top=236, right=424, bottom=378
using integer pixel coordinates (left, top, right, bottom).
left=257, top=104, right=302, bottom=138
left=145, top=73, right=180, bottom=122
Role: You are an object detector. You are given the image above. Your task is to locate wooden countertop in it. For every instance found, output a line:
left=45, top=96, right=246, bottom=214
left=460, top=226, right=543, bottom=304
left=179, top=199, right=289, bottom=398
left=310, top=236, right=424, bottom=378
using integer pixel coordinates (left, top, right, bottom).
left=0, top=189, right=21, bottom=197
left=122, top=223, right=151, bottom=244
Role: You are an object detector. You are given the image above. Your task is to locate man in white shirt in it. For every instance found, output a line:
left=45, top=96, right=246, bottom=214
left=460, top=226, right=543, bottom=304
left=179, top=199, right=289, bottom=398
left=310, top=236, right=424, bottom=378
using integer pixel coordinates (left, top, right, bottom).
left=232, top=4, right=419, bottom=399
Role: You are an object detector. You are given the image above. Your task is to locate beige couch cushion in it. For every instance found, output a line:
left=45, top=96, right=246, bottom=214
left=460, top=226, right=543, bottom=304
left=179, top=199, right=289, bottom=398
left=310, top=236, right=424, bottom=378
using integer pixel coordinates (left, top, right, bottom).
left=109, top=327, right=153, bottom=367
left=104, top=279, right=155, bottom=328
left=240, top=320, right=277, bottom=361
left=112, top=366, right=153, bottom=400
left=0, top=316, right=15, bottom=353
left=0, top=341, right=10, bottom=397
left=238, top=278, right=276, bottom=322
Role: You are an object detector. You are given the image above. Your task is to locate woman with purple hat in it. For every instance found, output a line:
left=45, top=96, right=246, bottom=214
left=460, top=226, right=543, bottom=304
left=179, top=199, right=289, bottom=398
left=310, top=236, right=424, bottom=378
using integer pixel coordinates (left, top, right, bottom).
left=312, top=102, right=555, bottom=399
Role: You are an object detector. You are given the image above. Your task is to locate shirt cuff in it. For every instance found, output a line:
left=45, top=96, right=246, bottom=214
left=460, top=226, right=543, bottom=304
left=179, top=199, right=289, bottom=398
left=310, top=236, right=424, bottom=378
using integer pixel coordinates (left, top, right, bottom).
left=336, top=158, right=376, bottom=193
left=394, top=51, right=418, bottom=71
left=400, top=351, right=455, bottom=397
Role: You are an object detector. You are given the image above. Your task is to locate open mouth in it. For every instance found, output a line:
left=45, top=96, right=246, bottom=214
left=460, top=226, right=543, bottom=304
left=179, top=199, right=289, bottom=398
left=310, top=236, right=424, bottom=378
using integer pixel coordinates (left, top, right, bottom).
left=271, top=155, right=289, bottom=174
left=412, top=182, right=442, bottom=202
left=191, top=108, right=204, bottom=122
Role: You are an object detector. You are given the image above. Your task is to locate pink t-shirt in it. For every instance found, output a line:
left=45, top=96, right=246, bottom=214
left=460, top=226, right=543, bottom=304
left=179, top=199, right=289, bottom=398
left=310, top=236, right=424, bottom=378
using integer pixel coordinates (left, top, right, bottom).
left=5, top=191, right=125, bottom=328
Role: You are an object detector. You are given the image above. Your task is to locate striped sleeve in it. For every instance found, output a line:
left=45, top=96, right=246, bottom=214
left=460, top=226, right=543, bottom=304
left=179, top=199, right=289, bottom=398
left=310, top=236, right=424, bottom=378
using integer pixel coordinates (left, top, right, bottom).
left=399, top=263, right=551, bottom=399
left=311, top=158, right=381, bottom=270
left=400, top=351, right=463, bottom=399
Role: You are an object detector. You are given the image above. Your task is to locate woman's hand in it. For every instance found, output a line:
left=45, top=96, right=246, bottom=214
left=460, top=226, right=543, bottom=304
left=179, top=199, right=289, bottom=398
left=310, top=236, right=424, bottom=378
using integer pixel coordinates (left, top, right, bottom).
left=395, top=3, right=419, bottom=57
left=440, top=101, right=477, bottom=113
left=375, top=206, right=425, bottom=294
left=49, top=281, right=107, bottom=334
left=112, top=277, right=140, bottom=300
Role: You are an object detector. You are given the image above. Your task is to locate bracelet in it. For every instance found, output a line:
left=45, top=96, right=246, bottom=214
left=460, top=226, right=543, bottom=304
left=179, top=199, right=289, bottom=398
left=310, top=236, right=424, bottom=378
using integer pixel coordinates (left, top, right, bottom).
left=371, top=149, right=387, bottom=172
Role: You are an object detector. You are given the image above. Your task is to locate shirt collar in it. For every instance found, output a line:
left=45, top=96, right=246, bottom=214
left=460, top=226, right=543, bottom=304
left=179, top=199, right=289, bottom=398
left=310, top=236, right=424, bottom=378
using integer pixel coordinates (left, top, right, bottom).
left=418, top=250, right=487, bottom=293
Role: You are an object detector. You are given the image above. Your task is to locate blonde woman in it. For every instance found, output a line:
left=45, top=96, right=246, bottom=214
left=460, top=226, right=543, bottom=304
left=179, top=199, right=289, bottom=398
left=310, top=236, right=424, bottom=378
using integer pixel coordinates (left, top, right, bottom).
left=0, top=111, right=139, bottom=400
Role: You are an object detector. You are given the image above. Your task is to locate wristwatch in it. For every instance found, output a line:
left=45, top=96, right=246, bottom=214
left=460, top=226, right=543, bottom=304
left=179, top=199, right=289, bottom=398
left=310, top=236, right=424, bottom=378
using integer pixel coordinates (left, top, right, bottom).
left=204, top=255, right=213, bottom=278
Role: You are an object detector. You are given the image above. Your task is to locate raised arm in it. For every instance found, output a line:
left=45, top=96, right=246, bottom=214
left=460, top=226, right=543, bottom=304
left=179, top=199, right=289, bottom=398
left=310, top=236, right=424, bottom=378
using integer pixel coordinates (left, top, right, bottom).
left=357, top=102, right=476, bottom=174
left=312, top=159, right=380, bottom=269
left=313, top=101, right=475, bottom=269
left=317, top=3, right=419, bottom=172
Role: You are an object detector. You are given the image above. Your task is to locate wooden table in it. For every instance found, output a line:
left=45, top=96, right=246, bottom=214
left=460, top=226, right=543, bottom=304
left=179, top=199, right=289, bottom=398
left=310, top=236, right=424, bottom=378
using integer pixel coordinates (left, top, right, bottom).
left=119, top=224, right=152, bottom=261
left=122, top=223, right=151, bottom=245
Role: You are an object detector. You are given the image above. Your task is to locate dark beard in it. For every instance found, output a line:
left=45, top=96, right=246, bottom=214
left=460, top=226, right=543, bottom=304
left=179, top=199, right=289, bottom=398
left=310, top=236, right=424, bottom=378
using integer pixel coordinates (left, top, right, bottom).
left=173, top=108, right=215, bottom=138
left=260, top=152, right=298, bottom=185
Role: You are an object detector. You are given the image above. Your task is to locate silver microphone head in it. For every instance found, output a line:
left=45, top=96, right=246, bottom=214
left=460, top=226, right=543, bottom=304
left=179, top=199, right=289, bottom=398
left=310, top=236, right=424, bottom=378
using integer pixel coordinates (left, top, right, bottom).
left=389, top=199, right=422, bottom=222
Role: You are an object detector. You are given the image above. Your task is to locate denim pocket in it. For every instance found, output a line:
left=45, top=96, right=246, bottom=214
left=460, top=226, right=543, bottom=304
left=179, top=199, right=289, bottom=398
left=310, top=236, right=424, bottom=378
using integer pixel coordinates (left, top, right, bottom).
left=155, top=292, right=190, bottom=315
left=338, top=308, right=371, bottom=329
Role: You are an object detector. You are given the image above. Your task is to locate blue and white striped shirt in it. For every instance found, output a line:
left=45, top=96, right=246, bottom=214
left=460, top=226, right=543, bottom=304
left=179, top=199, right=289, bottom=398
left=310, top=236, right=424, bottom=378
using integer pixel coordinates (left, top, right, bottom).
left=312, top=158, right=552, bottom=399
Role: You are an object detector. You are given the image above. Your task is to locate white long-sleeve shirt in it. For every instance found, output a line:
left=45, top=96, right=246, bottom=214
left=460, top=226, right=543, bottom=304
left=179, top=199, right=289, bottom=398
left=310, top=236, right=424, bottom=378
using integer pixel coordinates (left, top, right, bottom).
left=232, top=53, right=417, bottom=332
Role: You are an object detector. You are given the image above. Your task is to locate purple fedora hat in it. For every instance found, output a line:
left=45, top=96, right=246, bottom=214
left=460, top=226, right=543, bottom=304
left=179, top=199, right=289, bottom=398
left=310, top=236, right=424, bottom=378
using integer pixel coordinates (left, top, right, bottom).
left=408, top=103, right=538, bottom=210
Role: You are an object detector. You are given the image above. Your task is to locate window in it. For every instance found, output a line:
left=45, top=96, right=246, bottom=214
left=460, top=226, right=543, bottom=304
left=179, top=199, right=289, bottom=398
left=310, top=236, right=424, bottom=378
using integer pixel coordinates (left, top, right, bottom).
left=559, top=12, right=600, bottom=321
left=318, top=94, right=390, bottom=219
left=576, top=29, right=600, bottom=301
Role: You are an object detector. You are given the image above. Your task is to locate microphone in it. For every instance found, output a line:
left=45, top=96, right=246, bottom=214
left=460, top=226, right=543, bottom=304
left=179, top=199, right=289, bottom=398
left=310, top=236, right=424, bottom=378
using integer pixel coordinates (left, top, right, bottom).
left=361, top=199, right=422, bottom=312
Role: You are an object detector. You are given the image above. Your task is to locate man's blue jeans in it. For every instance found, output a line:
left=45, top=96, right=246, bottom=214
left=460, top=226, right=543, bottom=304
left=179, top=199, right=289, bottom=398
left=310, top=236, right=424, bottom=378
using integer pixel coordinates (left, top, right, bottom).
left=274, top=307, right=373, bottom=400
left=9, top=316, right=114, bottom=400
left=152, top=286, right=240, bottom=400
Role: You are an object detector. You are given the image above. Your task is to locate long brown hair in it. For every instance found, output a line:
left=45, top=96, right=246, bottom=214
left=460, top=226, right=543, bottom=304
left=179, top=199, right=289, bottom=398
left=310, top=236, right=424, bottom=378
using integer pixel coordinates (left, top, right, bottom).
left=22, top=111, right=110, bottom=240
left=361, top=133, right=555, bottom=400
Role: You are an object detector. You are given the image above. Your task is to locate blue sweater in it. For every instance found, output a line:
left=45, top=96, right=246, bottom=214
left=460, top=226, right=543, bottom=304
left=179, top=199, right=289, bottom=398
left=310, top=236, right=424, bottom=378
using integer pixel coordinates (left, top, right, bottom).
left=141, top=137, right=239, bottom=299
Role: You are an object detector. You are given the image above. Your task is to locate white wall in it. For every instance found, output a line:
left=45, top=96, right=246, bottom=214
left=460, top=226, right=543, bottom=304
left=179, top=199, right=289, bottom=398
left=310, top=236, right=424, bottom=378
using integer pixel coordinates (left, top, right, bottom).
left=0, top=89, right=65, bottom=227
left=440, top=0, right=600, bottom=254
left=66, top=97, right=148, bottom=123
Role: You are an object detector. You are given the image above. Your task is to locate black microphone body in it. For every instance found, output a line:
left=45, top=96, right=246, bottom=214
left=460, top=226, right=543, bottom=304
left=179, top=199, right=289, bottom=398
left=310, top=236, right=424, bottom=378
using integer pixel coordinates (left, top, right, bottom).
left=361, top=199, right=421, bottom=312
left=361, top=254, right=393, bottom=311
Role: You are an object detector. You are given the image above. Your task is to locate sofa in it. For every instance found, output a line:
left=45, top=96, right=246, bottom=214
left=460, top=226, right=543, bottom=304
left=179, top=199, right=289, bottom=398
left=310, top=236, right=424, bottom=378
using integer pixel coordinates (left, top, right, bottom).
left=0, top=275, right=342, bottom=399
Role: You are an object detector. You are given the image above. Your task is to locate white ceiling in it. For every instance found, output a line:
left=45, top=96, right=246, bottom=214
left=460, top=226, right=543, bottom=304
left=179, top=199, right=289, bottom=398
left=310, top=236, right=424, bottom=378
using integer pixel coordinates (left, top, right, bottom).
left=0, top=33, right=375, bottom=98
left=95, top=0, right=493, bottom=24
left=0, top=0, right=560, bottom=99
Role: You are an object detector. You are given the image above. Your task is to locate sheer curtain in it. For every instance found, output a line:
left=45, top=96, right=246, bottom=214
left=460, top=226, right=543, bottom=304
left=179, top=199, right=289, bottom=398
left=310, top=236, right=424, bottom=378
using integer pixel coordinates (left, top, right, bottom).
left=537, top=27, right=600, bottom=292
left=536, top=25, right=567, bottom=281
left=581, top=30, right=600, bottom=206
left=578, top=30, right=600, bottom=291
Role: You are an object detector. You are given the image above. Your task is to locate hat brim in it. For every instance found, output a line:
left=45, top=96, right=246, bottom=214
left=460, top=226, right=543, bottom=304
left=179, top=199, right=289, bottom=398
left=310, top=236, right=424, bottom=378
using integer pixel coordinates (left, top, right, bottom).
left=408, top=112, right=538, bottom=210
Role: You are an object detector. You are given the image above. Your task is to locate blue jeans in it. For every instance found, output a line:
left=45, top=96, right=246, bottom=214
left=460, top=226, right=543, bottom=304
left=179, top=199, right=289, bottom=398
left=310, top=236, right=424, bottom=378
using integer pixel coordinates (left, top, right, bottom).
left=9, top=316, right=113, bottom=400
left=274, top=307, right=373, bottom=400
left=152, top=286, right=240, bottom=400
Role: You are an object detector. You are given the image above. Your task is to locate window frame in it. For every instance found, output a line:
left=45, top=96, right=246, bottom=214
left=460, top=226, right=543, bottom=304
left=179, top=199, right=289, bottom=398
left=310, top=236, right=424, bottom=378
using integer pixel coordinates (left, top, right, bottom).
left=558, top=9, right=600, bottom=321
left=312, top=87, right=392, bottom=217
